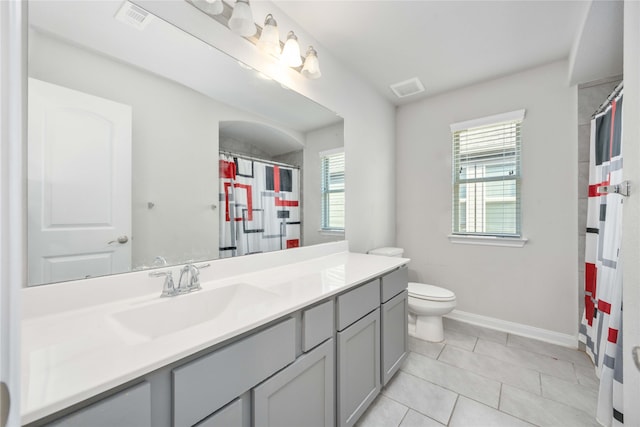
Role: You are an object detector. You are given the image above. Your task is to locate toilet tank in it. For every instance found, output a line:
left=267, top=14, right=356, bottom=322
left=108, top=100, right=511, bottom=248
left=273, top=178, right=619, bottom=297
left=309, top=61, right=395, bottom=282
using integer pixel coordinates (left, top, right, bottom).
left=368, top=247, right=404, bottom=257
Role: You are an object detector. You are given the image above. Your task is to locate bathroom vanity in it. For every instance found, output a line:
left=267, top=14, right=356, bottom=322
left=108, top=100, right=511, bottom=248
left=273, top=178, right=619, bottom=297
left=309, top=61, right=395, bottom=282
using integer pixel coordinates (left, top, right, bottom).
left=21, top=242, right=409, bottom=427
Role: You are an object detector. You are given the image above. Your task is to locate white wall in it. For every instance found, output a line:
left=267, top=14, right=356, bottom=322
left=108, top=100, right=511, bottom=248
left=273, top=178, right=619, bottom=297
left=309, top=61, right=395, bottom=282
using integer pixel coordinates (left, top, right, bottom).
left=397, top=61, right=579, bottom=336
left=622, top=0, right=640, bottom=422
left=29, top=30, right=308, bottom=270
left=303, top=122, right=345, bottom=246
left=138, top=0, right=397, bottom=254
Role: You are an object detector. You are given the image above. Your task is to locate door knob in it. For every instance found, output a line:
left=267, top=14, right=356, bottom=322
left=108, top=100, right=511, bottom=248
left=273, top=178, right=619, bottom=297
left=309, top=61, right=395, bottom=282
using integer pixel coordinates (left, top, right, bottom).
left=108, top=235, right=129, bottom=244
left=633, top=346, right=640, bottom=372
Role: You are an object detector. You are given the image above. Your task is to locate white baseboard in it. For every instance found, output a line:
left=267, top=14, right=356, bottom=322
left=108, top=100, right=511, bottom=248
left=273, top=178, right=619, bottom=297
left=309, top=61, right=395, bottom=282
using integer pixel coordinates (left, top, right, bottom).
left=445, top=309, right=579, bottom=349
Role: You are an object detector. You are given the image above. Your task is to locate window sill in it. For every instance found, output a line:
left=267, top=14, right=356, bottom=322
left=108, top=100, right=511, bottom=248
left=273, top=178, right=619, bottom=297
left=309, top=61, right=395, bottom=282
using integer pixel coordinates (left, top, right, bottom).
left=448, top=234, right=528, bottom=248
left=319, top=229, right=345, bottom=236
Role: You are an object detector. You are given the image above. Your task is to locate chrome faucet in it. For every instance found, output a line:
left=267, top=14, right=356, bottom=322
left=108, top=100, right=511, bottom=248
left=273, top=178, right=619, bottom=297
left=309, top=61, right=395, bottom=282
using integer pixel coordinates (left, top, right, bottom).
left=150, top=263, right=210, bottom=297
left=149, top=270, right=176, bottom=297
left=177, top=263, right=210, bottom=294
left=153, top=255, right=168, bottom=267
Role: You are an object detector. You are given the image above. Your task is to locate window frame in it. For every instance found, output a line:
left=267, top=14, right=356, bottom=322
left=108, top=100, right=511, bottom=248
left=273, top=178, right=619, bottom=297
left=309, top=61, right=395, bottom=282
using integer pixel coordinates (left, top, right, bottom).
left=450, top=110, right=525, bottom=242
left=319, top=148, right=345, bottom=232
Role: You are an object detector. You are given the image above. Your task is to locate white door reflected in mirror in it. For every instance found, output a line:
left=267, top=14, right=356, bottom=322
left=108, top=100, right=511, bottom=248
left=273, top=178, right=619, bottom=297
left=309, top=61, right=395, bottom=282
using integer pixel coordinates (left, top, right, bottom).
left=27, top=78, right=132, bottom=286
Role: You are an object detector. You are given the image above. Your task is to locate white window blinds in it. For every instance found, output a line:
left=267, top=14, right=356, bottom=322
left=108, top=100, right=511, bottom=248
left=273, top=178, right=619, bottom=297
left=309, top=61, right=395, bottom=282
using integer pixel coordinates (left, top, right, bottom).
left=320, top=149, right=345, bottom=231
left=451, top=110, right=524, bottom=237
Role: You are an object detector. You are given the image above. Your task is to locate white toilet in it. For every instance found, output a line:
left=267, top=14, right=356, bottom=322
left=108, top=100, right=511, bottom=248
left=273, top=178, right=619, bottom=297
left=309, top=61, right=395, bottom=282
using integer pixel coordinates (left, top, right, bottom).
left=368, top=247, right=456, bottom=342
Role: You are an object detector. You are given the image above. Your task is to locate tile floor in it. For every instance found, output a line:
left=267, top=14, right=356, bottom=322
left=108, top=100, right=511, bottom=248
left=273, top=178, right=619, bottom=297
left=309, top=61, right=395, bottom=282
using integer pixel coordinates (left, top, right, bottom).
left=356, top=318, right=600, bottom=427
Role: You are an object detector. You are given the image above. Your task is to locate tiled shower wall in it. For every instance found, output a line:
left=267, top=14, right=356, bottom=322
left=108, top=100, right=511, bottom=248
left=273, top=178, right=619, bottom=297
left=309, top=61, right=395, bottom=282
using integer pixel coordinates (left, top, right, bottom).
left=577, top=76, right=623, bottom=338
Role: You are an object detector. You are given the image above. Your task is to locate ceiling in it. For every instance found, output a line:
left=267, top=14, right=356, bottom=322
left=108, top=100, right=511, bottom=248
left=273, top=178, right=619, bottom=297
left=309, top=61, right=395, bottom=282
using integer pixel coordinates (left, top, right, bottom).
left=273, top=0, right=623, bottom=105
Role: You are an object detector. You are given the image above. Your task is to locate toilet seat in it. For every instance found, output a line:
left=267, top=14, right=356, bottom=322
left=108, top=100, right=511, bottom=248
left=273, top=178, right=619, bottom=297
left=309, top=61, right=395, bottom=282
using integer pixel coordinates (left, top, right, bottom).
left=408, top=282, right=456, bottom=302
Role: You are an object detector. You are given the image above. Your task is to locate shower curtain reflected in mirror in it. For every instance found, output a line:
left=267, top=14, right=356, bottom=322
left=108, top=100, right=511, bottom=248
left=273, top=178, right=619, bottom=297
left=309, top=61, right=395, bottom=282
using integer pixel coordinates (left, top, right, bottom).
left=219, top=153, right=301, bottom=258
left=579, top=90, right=624, bottom=427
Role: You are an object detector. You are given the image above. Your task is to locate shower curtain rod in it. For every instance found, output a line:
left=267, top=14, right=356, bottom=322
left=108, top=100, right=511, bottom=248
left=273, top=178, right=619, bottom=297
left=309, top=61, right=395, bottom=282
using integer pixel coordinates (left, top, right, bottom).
left=591, top=81, right=624, bottom=119
left=219, top=150, right=300, bottom=170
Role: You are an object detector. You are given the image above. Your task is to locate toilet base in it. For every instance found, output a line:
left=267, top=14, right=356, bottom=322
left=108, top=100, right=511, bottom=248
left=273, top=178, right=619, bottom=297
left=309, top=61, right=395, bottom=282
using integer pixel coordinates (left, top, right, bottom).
left=408, top=314, right=444, bottom=342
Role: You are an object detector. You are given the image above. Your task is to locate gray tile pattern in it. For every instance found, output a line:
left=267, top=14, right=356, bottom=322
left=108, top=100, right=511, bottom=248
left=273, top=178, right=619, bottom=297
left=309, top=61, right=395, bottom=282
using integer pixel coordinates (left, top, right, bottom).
left=382, top=371, right=458, bottom=425
left=500, top=385, right=600, bottom=427
left=449, top=396, right=535, bottom=427
left=402, top=352, right=501, bottom=408
left=575, top=364, right=599, bottom=389
left=356, top=395, right=408, bottom=427
left=540, top=374, right=598, bottom=416
left=442, top=329, right=478, bottom=351
left=399, top=410, right=445, bottom=427
left=359, top=321, right=599, bottom=427
left=474, top=339, right=577, bottom=382
left=438, top=345, right=542, bottom=395
left=506, top=335, right=593, bottom=368
left=409, top=336, right=445, bottom=359
left=443, top=318, right=508, bottom=345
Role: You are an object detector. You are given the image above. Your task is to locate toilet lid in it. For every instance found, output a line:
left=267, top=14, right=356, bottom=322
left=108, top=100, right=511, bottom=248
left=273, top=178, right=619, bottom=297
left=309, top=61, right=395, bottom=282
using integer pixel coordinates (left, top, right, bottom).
left=408, top=282, right=456, bottom=301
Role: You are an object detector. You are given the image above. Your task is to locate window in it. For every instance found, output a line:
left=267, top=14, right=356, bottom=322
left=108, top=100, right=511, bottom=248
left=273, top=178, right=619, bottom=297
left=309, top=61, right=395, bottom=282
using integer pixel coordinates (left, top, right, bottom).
left=320, top=149, right=345, bottom=231
left=451, top=110, right=524, bottom=237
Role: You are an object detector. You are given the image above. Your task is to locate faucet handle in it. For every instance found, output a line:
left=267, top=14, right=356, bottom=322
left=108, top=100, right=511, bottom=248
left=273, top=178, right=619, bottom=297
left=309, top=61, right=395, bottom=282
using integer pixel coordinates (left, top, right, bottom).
left=149, top=270, right=176, bottom=297
left=188, top=263, right=211, bottom=291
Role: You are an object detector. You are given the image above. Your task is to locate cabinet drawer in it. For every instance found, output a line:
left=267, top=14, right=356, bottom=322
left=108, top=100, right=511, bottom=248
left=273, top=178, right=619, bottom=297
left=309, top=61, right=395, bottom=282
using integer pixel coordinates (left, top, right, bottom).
left=173, top=318, right=296, bottom=427
left=195, top=398, right=244, bottom=427
left=48, top=382, right=151, bottom=427
left=302, top=300, right=334, bottom=352
left=336, top=279, right=380, bottom=331
left=381, top=266, right=408, bottom=303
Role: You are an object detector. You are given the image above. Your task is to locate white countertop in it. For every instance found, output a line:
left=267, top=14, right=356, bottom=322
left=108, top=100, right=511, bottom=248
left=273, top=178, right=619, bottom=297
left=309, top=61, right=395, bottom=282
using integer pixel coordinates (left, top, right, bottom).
left=21, top=242, right=409, bottom=424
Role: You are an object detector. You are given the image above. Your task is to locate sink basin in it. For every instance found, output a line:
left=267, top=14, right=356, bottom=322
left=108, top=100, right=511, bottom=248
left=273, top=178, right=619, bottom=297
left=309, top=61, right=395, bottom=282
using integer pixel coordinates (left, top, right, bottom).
left=110, top=283, right=280, bottom=340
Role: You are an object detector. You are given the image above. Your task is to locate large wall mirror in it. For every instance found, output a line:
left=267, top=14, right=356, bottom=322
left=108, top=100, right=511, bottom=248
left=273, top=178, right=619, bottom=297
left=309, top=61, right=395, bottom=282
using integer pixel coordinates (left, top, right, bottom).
left=27, top=0, right=344, bottom=286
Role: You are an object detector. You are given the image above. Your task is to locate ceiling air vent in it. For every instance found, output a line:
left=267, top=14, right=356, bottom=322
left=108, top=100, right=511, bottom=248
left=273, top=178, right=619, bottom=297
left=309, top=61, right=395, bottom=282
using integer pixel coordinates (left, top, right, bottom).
left=390, top=77, right=425, bottom=98
left=115, top=1, right=153, bottom=31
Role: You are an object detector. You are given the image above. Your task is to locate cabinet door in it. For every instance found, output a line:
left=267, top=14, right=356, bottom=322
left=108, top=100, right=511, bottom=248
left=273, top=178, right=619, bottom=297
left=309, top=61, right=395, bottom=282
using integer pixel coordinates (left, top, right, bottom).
left=47, top=382, right=151, bottom=427
left=337, top=308, right=381, bottom=427
left=381, top=290, right=408, bottom=385
left=195, top=397, right=245, bottom=427
left=253, top=338, right=334, bottom=427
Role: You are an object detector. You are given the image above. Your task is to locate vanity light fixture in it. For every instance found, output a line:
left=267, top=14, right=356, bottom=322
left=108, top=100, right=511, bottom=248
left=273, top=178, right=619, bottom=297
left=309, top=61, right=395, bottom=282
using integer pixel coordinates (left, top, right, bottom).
left=228, top=0, right=256, bottom=37
left=196, top=0, right=223, bottom=15
left=301, top=46, right=321, bottom=79
left=256, top=14, right=281, bottom=57
left=281, top=31, right=302, bottom=67
left=186, top=0, right=321, bottom=79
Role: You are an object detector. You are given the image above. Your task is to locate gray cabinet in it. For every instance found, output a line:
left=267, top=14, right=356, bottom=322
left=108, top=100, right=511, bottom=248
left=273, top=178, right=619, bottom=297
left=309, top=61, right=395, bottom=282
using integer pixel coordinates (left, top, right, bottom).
left=336, top=279, right=380, bottom=331
left=47, top=382, right=151, bottom=427
left=302, top=300, right=334, bottom=352
left=172, top=318, right=295, bottom=427
left=381, top=290, right=408, bottom=385
left=337, top=308, right=381, bottom=427
left=34, top=264, right=410, bottom=427
left=194, top=397, right=246, bottom=427
left=253, top=338, right=334, bottom=427
left=381, top=266, right=408, bottom=303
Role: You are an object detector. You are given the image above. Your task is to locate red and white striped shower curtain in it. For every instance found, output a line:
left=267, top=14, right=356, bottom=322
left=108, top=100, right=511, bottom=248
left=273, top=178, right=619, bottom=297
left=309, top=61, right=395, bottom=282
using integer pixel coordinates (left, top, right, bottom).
left=579, top=91, right=624, bottom=427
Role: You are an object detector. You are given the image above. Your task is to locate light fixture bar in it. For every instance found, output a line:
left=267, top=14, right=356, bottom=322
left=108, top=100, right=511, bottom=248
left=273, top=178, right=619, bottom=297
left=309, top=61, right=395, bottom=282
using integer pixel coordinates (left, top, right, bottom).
left=186, top=0, right=305, bottom=70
